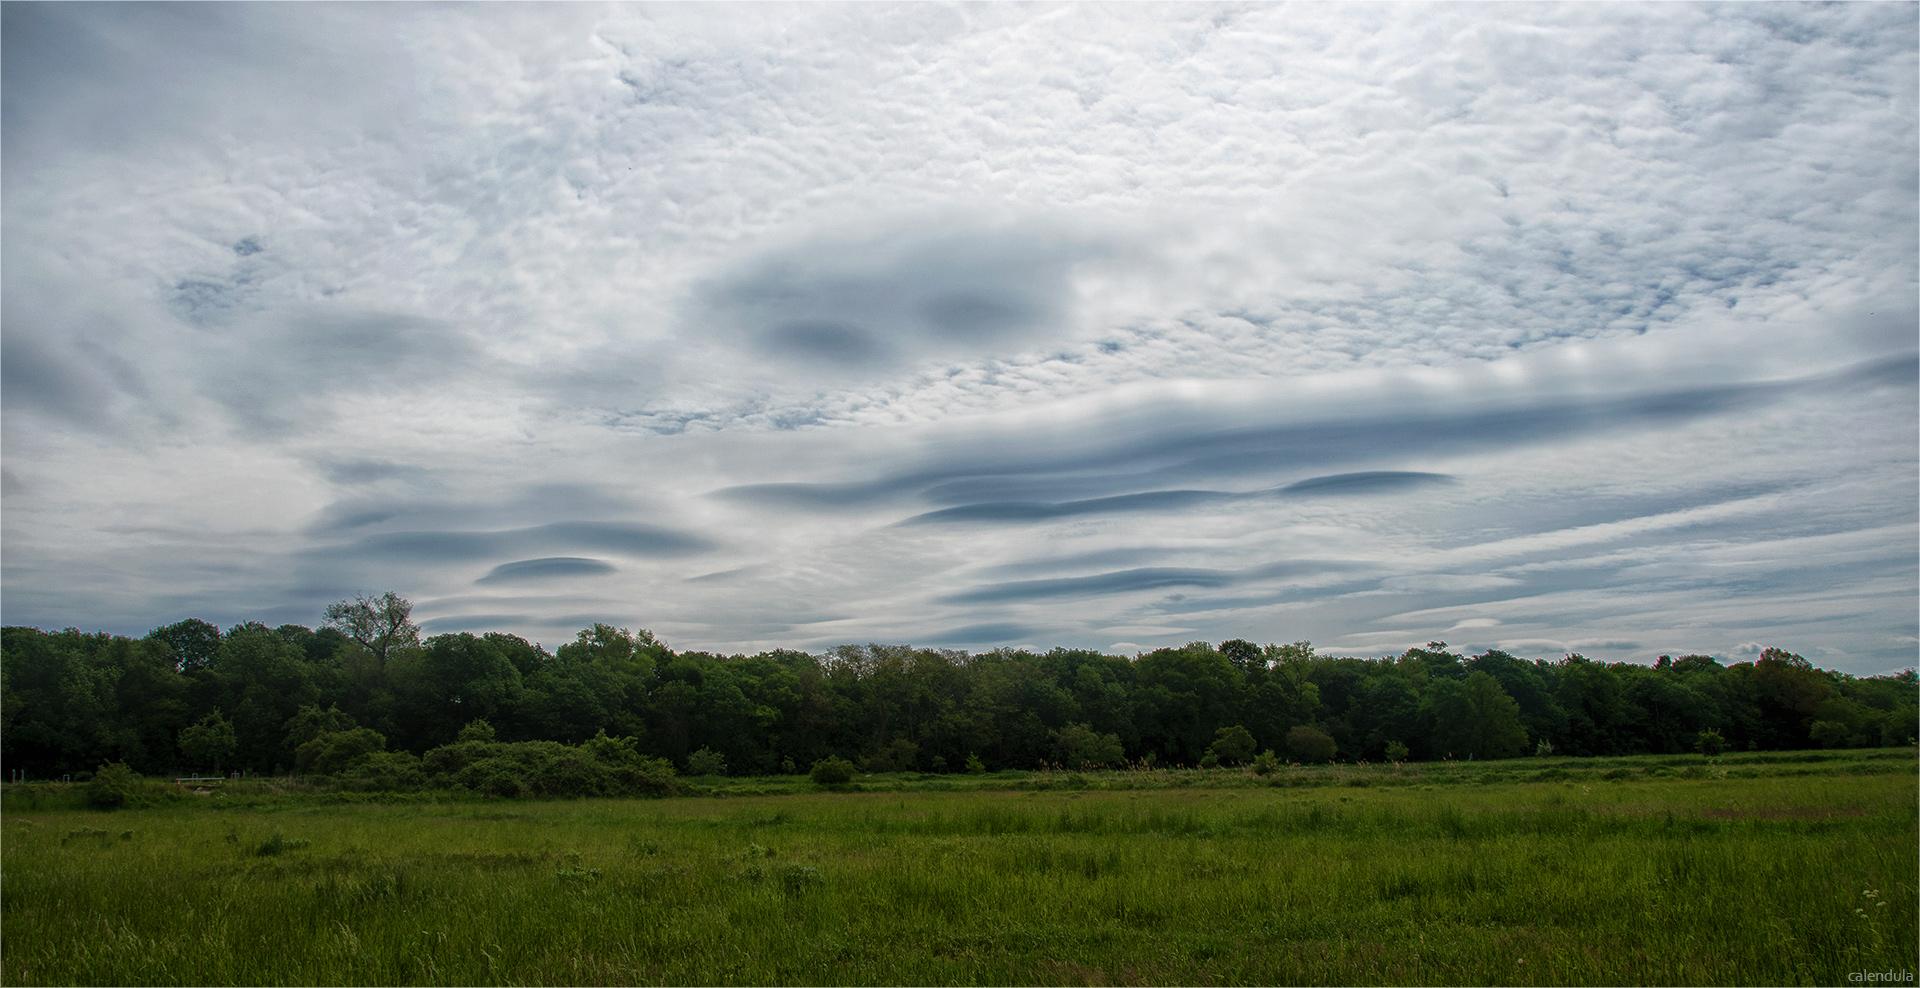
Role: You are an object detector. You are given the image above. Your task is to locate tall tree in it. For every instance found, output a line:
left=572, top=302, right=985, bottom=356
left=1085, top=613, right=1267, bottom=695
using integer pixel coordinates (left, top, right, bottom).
left=322, top=592, right=418, bottom=667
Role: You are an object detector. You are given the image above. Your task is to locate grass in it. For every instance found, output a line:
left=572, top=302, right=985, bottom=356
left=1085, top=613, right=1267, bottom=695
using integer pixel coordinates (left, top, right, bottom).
left=3, top=749, right=1914, bottom=985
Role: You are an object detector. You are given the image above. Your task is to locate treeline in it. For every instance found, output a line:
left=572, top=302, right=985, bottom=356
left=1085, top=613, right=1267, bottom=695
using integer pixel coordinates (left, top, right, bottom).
left=3, top=602, right=1915, bottom=782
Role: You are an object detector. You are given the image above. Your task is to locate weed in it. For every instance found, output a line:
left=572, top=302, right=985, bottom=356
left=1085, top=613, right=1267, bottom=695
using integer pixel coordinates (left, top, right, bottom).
left=59, top=827, right=113, bottom=846
left=253, top=833, right=311, bottom=856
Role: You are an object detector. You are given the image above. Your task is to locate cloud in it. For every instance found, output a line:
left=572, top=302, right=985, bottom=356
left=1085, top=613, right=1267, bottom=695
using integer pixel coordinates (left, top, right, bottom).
left=899, top=472, right=1458, bottom=525
left=935, top=621, right=1039, bottom=645
left=1, top=4, right=1913, bottom=675
left=476, top=557, right=617, bottom=584
left=942, top=561, right=1358, bottom=605
left=311, top=521, right=715, bottom=566
left=692, top=216, right=1110, bottom=377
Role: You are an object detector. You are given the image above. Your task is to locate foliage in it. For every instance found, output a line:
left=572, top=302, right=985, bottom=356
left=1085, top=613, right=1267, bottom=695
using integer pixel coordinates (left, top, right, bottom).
left=810, top=756, right=856, bottom=785
left=686, top=747, right=727, bottom=777
left=178, top=712, right=238, bottom=775
left=1050, top=722, right=1124, bottom=770
left=1211, top=724, right=1258, bottom=765
left=295, top=727, right=388, bottom=776
left=321, top=592, right=418, bottom=665
left=84, top=762, right=141, bottom=809
left=1695, top=728, right=1728, bottom=756
left=1286, top=724, right=1338, bottom=763
left=5, top=614, right=1917, bottom=788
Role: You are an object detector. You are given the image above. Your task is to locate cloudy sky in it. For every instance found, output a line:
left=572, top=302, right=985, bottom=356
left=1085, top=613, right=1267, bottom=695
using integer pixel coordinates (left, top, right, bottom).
left=4, top=3, right=1915, bottom=673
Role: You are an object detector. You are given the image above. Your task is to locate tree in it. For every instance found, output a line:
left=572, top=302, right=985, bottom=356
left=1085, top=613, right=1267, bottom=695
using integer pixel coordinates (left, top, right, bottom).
left=1050, top=722, right=1124, bottom=769
left=1430, top=671, right=1529, bottom=759
left=179, top=711, right=238, bottom=775
left=1219, top=639, right=1262, bottom=672
left=284, top=704, right=356, bottom=749
left=147, top=618, right=222, bottom=673
left=322, top=592, right=418, bottom=666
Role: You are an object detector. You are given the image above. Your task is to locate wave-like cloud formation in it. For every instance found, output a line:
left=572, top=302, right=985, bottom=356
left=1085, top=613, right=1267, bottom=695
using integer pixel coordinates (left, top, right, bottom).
left=1, top=4, right=1913, bottom=673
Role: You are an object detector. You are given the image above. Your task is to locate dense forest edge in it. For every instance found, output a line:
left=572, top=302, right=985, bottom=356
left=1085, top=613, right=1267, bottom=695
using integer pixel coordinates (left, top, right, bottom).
left=5, top=592, right=1915, bottom=801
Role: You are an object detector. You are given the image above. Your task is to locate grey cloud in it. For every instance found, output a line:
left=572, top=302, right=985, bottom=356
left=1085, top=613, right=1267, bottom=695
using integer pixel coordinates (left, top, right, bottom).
left=319, top=460, right=430, bottom=486
left=476, top=557, right=617, bottom=584
left=901, top=472, right=1459, bottom=525
left=205, top=311, right=480, bottom=436
left=943, top=561, right=1355, bottom=605
left=1281, top=472, right=1457, bottom=496
left=526, top=522, right=714, bottom=557
left=2, top=3, right=419, bottom=172
left=306, top=484, right=644, bottom=537
left=0, top=280, right=150, bottom=430
left=696, top=220, right=1102, bottom=373
left=722, top=357, right=1904, bottom=520
left=902, top=490, right=1230, bottom=525
left=935, top=622, right=1039, bottom=645
left=940, top=568, right=1234, bottom=605
left=419, top=613, right=531, bottom=633
left=310, top=520, right=715, bottom=567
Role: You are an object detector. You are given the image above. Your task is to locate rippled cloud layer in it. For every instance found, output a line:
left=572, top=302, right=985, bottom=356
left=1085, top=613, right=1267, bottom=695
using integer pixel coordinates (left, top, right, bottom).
left=4, top=3, right=1914, bottom=672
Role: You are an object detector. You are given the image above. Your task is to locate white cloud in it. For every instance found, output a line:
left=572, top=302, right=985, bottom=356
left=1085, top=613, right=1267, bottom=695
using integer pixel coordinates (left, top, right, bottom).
left=3, top=3, right=1913, bottom=674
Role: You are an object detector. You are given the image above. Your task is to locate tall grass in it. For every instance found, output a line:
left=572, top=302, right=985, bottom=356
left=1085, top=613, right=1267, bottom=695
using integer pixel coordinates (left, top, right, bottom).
left=3, top=751, right=1914, bottom=985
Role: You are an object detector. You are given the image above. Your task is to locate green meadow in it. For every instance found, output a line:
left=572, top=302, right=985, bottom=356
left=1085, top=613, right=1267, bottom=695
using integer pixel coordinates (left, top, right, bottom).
left=4, top=750, right=1914, bottom=986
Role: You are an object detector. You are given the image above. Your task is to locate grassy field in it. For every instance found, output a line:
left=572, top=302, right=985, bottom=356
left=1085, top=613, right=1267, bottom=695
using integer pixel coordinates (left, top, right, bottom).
left=3, top=750, right=1914, bottom=986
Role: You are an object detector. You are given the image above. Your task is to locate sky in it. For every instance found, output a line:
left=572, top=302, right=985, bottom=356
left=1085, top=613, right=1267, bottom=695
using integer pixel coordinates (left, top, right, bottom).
left=3, top=2, right=1916, bottom=674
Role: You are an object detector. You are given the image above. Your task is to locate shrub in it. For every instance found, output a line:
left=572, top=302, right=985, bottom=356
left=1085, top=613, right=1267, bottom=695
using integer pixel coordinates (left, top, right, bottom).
left=457, top=719, right=497, bottom=744
left=1051, top=722, right=1125, bottom=770
left=810, top=756, right=856, bottom=785
left=340, top=751, right=427, bottom=791
left=1808, top=721, right=1853, bottom=749
left=686, top=747, right=727, bottom=777
left=1252, top=750, right=1279, bottom=775
left=255, top=833, right=311, bottom=856
left=1694, top=728, right=1729, bottom=756
left=297, top=727, right=388, bottom=776
left=965, top=753, right=986, bottom=775
left=1199, top=748, right=1220, bottom=769
left=777, top=863, right=822, bottom=894
left=1211, top=725, right=1257, bottom=765
left=1384, top=740, right=1411, bottom=762
left=85, top=763, right=140, bottom=810
left=1286, top=725, right=1338, bottom=763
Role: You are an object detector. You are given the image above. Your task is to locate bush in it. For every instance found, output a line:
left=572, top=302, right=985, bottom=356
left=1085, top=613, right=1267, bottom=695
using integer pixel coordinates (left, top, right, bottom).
left=297, top=727, right=388, bottom=776
left=810, top=756, right=856, bottom=785
left=1211, top=725, right=1257, bottom=765
left=340, top=751, right=427, bottom=791
left=1286, top=725, right=1338, bottom=763
left=1252, top=750, right=1279, bottom=775
left=1694, top=728, right=1728, bottom=756
left=686, top=747, right=727, bottom=777
left=1384, top=740, right=1411, bottom=762
left=85, top=762, right=140, bottom=810
left=1051, top=723, right=1125, bottom=770
left=965, top=753, right=986, bottom=775
left=429, top=733, right=678, bottom=799
left=457, top=719, right=497, bottom=744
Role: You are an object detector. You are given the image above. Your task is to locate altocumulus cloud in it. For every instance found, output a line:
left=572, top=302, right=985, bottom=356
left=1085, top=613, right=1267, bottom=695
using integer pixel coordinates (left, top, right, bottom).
left=1, top=4, right=1913, bottom=673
